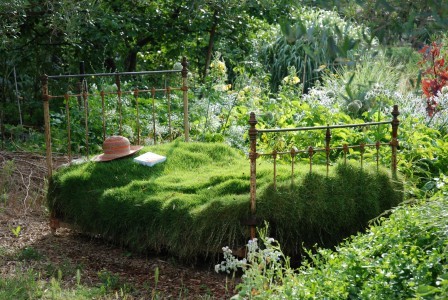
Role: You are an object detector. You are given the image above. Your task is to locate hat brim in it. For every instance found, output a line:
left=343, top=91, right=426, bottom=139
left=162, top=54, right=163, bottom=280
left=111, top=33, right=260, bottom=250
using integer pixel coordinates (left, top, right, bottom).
left=93, top=145, right=143, bottom=162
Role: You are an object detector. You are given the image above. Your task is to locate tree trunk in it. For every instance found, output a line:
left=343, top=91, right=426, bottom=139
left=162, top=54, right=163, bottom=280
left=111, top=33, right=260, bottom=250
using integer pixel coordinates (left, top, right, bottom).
left=124, top=36, right=153, bottom=72
left=125, top=50, right=138, bottom=72
left=203, top=10, right=219, bottom=79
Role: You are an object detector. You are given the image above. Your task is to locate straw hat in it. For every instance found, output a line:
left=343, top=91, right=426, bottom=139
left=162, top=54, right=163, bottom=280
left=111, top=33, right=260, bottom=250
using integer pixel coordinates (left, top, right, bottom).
left=93, top=136, right=143, bottom=162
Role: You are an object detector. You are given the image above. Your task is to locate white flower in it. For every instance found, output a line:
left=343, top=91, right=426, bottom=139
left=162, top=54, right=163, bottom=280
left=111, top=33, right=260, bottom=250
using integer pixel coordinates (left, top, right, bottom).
left=266, top=237, right=275, bottom=244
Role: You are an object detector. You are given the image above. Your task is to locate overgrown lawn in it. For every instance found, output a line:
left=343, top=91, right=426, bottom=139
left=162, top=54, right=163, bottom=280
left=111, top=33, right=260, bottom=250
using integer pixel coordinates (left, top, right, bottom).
left=47, top=141, right=403, bottom=261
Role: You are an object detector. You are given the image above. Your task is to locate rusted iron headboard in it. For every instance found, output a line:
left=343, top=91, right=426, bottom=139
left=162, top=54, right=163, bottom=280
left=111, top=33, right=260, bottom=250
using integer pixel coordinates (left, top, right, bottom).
left=247, top=105, right=400, bottom=239
left=42, top=57, right=189, bottom=177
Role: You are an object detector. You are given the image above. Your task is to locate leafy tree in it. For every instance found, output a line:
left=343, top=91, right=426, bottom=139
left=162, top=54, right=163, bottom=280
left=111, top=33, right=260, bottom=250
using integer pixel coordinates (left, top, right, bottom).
left=305, top=0, right=448, bottom=47
left=0, top=0, right=287, bottom=128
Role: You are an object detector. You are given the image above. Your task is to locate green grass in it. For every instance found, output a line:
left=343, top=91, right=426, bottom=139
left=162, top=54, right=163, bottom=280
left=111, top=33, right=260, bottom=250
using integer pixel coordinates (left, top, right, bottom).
left=47, top=141, right=403, bottom=260
left=0, top=268, right=133, bottom=300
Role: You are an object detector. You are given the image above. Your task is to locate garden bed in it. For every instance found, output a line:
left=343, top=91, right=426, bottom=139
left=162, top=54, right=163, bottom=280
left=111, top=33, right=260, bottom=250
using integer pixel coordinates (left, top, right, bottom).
left=47, top=141, right=403, bottom=261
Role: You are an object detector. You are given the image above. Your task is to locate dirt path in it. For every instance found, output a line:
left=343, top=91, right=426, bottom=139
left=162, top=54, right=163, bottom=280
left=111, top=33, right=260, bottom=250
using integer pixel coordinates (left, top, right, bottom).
left=0, top=151, right=235, bottom=299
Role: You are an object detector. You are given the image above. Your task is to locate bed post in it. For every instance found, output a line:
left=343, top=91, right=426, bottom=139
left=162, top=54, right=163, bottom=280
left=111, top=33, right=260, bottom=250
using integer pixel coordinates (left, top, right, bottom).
left=42, top=75, right=53, bottom=178
left=391, top=105, right=400, bottom=178
left=248, top=112, right=258, bottom=239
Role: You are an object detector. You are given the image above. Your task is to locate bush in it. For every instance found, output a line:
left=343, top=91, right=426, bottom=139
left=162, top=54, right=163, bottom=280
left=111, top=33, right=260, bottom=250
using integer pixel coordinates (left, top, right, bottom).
left=219, top=193, right=448, bottom=299
left=262, top=7, right=374, bottom=92
left=307, top=52, right=405, bottom=117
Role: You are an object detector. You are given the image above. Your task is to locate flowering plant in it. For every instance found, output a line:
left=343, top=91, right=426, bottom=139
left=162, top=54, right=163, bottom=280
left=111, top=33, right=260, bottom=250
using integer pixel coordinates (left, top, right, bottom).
left=419, top=42, right=448, bottom=117
left=215, top=225, right=294, bottom=299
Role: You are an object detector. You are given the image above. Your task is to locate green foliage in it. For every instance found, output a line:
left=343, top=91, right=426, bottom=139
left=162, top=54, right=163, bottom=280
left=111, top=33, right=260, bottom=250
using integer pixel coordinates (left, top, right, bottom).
left=262, top=6, right=374, bottom=92
left=220, top=193, right=448, bottom=299
left=1, top=125, right=46, bottom=153
left=215, top=225, right=292, bottom=296
left=363, top=0, right=448, bottom=45
left=0, top=268, right=115, bottom=299
left=10, top=225, right=21, bottom=237
left=97, top=270, right=132, bottom=294
left=17, top=247, right=42, bottom=261
left=308, top=0, right=448, bottom=46
left=0, top=269, right=41, bottom=300
left=45, top=75, right=187, bottom=155
left=397, top=121, right=448, bottom=195
left=47, top=142, right=402, bottom=261
left=0, top=160, right=15, bottom=204
left=316, top=52, right=404, bottom=116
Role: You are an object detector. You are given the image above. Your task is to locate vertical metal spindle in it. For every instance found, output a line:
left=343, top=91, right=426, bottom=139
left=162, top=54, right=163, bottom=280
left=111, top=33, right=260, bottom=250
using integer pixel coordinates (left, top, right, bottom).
left=115, top=74, right=122, bottom=135
left=77, top=61, right=85, bottom=110
left=248, top=112, right=258, bottom=240
left=64, top=94, right=72, bottom=163
left=360, top=143, right=365, bottom=169
left=308, top=146, right=314, bottom=173
left=272, top=150, right=277, bottom=190
left=101, top=91, right=106, bottom=140
left=325, top=125, right=331, bottom=176
left=181, top=57, right=189, bottom=142
left=376, top=141, right=380, bottom=172
left=152, top=87, right=156, bottom=144
left=76, top=81, right=82, bottom=109
left=134, top=89, right=140, bottom=145
left=291, top=147, right=298, bottom=186
left=167, top=86, right=172, bottom=141
left=343, top=144, right=348, bottom=165
left=83, top=86, right=89, bottom=159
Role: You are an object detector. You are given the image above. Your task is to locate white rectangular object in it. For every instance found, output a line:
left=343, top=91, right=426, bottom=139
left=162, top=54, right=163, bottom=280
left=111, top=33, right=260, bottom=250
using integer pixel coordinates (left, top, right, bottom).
left=134, top=152, right=166, bottom=167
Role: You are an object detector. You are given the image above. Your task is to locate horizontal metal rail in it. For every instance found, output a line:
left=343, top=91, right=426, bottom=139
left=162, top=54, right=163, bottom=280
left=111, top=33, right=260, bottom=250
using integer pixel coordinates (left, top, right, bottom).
left=47, top=69, right=181, bottom=79
left=257, top=142, right=390, bottom=156
left=47, top=87, right=184, bottom=100
left=258, top=120, right=391, bottom=133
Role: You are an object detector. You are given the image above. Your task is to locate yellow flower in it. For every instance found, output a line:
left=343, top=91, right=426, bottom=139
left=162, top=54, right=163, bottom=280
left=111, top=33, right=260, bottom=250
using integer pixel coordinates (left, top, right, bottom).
left=213, top=84, right=231, bottom=91
left=217, top=61, right=226, bottom=71
left=237, top=90, right=245, bottom=101
left=291, top=76, right=300, bottom=84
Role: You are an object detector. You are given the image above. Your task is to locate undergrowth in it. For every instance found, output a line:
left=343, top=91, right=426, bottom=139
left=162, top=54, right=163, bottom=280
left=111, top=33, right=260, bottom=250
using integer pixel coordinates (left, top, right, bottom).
left=219, top=193, right=448, bottom=299
left=47, top=141, right=402, bottom=261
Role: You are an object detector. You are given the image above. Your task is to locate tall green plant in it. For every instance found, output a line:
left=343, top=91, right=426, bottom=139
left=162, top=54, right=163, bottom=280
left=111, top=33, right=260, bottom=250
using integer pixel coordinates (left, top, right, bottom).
left=312, top=51, right=406, bottom=117
left=262, top=7, right=374, bottom=92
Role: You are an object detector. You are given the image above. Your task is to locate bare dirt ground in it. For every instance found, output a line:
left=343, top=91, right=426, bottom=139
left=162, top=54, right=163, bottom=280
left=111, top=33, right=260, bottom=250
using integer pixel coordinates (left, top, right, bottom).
left=0, top=151, right=235, bottom=299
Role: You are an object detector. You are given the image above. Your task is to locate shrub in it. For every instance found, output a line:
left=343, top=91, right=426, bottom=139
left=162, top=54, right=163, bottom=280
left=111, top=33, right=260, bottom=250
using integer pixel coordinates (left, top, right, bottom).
left=308, top=52, right=405, bottom=117
left=219, top=193, right=448, bottom=299
left=262, top=7, right=374, bottom=92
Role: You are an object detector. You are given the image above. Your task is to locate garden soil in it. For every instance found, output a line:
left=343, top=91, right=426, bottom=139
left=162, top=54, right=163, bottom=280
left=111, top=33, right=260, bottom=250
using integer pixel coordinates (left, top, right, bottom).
left=0, top=151, right=235, bottom=299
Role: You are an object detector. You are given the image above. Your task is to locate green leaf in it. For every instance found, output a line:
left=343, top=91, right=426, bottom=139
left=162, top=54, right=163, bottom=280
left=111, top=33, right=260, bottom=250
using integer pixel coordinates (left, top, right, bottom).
left=416, top=285, right=439, bottom=296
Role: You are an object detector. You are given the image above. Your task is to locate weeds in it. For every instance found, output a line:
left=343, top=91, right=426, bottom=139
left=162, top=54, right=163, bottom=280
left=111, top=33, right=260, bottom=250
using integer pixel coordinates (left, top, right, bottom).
left=17, top=247, right=42, bottom=261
